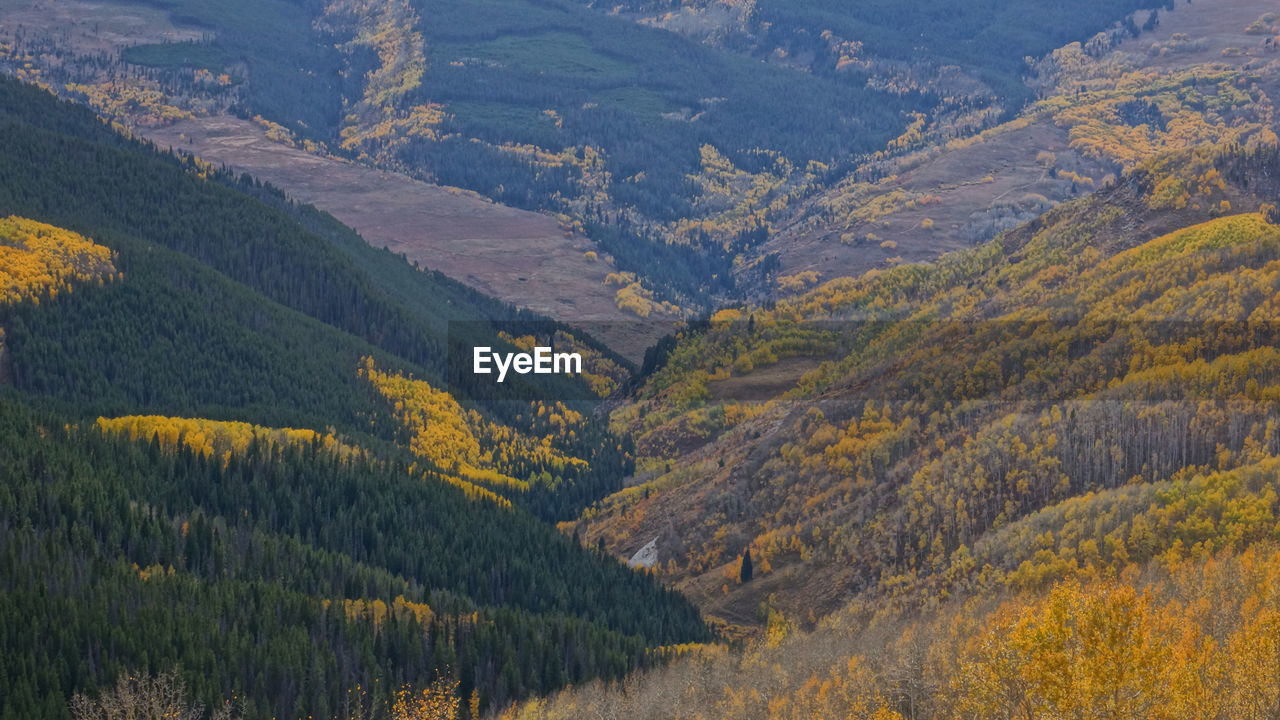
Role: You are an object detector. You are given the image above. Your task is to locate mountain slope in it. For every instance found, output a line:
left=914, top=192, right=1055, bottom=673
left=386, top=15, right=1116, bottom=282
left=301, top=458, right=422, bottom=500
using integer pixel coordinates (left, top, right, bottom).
left=502, top=541, right=1280, bottom=720
left=0, top=398, right=703, bottom=720
left=748, top=0, right=1280, bottom=295
left=53, top=0, right=912, bottom=307
left=5, top=0, right=1210, bottom=317
left=0, top=75, right=708, bottom=719
left=0, top=75, right=633, bottom=518
left=581, top=143, right=1280, bottom=627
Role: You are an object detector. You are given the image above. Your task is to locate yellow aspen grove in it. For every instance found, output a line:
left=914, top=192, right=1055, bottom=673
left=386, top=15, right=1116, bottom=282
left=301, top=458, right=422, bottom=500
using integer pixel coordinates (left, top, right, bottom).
left=360, top=357, right=588, bottom=490
left=96, top=415, right=359, bottom=463
left=0, top=216, right=116, bottom=306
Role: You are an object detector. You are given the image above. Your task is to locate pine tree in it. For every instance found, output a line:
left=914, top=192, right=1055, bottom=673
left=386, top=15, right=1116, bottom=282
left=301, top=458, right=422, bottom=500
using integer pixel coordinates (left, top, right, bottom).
left=740, top=550, right=753, bottom=584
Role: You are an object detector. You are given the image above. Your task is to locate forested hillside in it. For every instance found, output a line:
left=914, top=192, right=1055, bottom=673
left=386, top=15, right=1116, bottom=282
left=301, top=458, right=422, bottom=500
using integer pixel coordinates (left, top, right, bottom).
left=0, top=76, right=708, bottom=720
left=575, top=0, right=1168, bottom=99
left=0, top=74, right=632, bottom=517
left=751, top=0, right=1280, bottom=296
left=10, top=2, right=1280, bottom=719
left=20, top=0, right=910, bottom=306
left=501, top=544, right=1280, bottom=719
left=582, top=141, right=1280, bottom=627
left=468, top=139, right=1280, bottom=718
left=0, top=399, right=704, bottom=720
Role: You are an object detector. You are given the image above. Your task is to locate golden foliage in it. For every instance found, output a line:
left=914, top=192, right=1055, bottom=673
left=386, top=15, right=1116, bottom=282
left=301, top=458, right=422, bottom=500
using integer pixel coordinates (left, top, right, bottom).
left=497, top=330, right=628, bottom=397
left=97, top=415, right=357, bottom=464
left=496, top=143, right=613, bottom=208
left=1245, top=13, right=1280, bottom=35
left=0, top=217, right=117, bottom=306
left=391, top=679, right=461, bottom=720
left=337, top=678, right=462, bottom=720
left=324, top=595, right=435, bottom=628
left=1033, top=47, right=1271, bottom=170
left=320, top=0, right=445, bottom=161
left=710, top=308, right=744, bottom=327
left=613, top=278, right=681, bottom=318
left=672, top=145, right=814, bottom=244
left=502, top=547, right=1280, bottom=720
left=775, top=271, right=820, bottom=293
left=64, top=81, right=194, bottom=127
left=600, top=197, right=1280, bottom=617
left=361, top=359, right=486, bottom=471
left=360, top=358, right=588, bottom=491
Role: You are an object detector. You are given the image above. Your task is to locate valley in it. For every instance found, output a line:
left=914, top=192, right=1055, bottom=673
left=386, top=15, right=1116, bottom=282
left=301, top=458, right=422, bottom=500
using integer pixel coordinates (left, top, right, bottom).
left=6, top=0, right=1280, bottom=718
left=0, top=74, right=705, bottom=719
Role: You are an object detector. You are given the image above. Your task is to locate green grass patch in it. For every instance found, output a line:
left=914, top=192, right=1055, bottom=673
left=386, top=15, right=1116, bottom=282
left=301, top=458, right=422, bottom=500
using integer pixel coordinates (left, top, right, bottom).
left=439, top=31, right=635, bottom=80
left=121, top=42, right=235, bottom=71
left=591, top=86, right=673, bottom=116
left=447, top=100, right=555, bottom=128
left=423, top=0, right=577, bottom=40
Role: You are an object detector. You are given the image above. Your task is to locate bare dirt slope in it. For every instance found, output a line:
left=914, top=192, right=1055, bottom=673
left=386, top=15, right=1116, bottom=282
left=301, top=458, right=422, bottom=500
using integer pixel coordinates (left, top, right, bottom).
left=143, top=117, right=664, bottom=357
left=0, top=0, right=663, bottom=359
left=0, top=0, right=202, bottom=53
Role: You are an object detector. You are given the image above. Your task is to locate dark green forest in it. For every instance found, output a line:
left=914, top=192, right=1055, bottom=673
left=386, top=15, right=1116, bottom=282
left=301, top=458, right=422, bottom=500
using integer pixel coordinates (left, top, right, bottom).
left=0, top=75, right=707, bottom=719
left=0, top=75, right=630, bottom=521
left=0, top=398, right=704, bottom=720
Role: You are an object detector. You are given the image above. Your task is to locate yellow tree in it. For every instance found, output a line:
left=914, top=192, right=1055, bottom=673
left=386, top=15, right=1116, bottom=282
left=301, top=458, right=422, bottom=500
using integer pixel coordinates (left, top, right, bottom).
left=391, top=678, right=461, bottom=720
left=955, top=581, right=1209, bottom=720
left=1221, top=607, right=1280, bottom=720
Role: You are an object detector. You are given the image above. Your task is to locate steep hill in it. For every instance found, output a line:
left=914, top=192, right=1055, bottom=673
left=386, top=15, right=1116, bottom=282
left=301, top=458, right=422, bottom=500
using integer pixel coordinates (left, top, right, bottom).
left=139, top=115, right=659, bottom=358
left=0, top=75, right=708, bottom=719
left=503, top=542, right=1280, bottom=720
left=0, top=0, right=910, bottom=308
left=0, top=398, right=704, bottom=720
left=580, top=143, right=1280, bottom=628
left=494, top=145, right=1280, bottom=720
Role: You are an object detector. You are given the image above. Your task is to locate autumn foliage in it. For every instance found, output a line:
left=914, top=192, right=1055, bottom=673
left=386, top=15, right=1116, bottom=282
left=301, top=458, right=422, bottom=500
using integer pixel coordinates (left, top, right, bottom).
left=360, top=358, right=591, bottom=499
left=593, top=148, right=1280, bottom=628
left=97, top=415, right=357, bottom=463
left=0, top=216, right=116, bottom=306
left=500, top=545, right=1280, bottom=720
